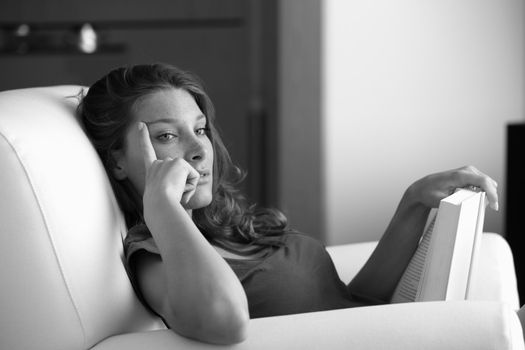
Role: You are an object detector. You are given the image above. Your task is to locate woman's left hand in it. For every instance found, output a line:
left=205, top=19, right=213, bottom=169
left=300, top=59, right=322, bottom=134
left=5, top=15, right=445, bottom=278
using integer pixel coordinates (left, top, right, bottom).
left=407, top=165, right=499, bottom=211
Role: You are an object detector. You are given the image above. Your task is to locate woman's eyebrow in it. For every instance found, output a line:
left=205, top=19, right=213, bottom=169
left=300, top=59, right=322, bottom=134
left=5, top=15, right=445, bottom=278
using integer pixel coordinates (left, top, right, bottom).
left=144, top=114, right=206, bottom=126
left=143, top=118, right=175, bottom=126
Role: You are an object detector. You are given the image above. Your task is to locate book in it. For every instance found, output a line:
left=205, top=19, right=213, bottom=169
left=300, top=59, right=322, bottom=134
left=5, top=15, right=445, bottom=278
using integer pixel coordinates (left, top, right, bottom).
left=390, top=188, right=486, bottom=303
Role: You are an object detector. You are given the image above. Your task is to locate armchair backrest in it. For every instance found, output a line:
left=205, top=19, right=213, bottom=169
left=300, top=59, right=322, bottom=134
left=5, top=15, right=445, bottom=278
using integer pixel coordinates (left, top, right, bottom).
left=0, top=86, right=164, bottom=350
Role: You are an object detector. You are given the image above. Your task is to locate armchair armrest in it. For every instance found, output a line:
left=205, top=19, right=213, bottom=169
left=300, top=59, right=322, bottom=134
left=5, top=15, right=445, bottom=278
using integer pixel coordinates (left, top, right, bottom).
left=92, top=301, right=524, bottom=350
left=327, top=233, right=520, bottom=308
left=326, top=240, right=377, bottom=283
left=468, top=233, right=520, bottom=307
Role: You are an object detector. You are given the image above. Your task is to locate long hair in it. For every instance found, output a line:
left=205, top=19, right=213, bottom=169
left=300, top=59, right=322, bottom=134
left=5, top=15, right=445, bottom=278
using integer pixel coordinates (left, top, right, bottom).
left=79, top=63, right=288, bottom=253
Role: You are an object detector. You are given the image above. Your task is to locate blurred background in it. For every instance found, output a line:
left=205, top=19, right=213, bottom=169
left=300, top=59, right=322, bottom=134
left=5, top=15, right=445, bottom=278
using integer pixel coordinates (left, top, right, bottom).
left=0, top=0, right=523, bottom=248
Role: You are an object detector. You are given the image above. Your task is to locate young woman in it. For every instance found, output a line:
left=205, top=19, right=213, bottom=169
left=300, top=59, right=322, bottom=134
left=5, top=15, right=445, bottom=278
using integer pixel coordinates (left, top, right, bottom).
left=79, top=63, right=501, bottom=345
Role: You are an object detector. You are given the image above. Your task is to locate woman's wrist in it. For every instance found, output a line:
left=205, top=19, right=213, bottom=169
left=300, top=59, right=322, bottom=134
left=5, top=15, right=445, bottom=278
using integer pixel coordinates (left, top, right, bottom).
left=389, top=184, right=432, bottom=231
left=401, top=182, right=425, bottom=210
left=144, top=194, right=188, bottom=228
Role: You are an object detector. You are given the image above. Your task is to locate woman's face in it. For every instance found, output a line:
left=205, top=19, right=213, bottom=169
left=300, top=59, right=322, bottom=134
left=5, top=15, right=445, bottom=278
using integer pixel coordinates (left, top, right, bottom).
left=114, top=88, right=214, bottom=210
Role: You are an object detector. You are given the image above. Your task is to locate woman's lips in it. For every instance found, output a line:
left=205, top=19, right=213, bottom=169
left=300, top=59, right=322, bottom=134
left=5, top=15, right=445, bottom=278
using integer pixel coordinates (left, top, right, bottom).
left=197, top=170, right=211, bottom=185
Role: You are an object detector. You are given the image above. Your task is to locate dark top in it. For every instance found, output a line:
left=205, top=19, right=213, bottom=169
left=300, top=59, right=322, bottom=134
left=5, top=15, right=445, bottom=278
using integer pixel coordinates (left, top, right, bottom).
left=124, top=224, right=365, bottom=319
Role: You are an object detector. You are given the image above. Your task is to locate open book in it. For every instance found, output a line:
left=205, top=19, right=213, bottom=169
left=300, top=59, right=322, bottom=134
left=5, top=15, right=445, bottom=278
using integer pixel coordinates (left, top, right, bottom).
left=391, top=188, right=486, bottom=303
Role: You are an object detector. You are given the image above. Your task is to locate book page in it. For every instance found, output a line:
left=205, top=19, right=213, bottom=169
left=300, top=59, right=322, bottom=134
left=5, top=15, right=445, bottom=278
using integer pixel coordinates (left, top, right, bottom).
left=390, top=211, right=437, bottom=303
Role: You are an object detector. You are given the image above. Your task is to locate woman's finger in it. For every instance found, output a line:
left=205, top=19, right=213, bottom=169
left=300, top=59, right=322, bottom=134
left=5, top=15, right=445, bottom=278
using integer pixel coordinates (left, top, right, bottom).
left=454, top=167, right=499, bottom=211
left=138, top=122, right=157, bottom=170
left=186, top=166, right=200, bottom=189
left=182, top=166, right=200, bottom=204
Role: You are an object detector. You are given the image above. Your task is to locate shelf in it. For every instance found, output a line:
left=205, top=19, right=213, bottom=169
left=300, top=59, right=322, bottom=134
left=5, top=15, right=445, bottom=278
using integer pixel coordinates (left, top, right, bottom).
left=0, top=18, right=244, bottom=31
left=0, top=17, right=245, bottom=57
left=0, top=44, right=127, bottom=56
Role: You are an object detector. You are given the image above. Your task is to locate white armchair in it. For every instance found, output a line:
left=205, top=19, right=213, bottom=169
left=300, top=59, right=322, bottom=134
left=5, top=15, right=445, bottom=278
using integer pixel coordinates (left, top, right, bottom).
left=0, top=86, right=523, bottom=350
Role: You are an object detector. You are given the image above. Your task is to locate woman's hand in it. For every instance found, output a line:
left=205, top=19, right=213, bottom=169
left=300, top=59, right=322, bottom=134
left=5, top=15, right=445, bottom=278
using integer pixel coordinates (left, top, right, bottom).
left=138, top=122, right=200, bottom=209
left=407, top=165, right=499, bottom=211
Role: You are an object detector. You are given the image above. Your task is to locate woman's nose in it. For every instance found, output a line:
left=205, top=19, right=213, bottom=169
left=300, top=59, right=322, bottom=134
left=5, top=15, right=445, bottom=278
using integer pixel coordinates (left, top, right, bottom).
left=185, top=136, right=206, bottom=162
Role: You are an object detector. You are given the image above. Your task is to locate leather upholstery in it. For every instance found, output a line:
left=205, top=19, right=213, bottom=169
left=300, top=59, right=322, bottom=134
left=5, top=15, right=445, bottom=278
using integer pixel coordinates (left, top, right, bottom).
left=0, top=87, right=164, bottom=350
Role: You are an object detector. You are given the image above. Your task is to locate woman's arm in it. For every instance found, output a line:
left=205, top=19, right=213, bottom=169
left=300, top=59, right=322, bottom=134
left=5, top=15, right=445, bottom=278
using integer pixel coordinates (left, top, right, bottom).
left=347, top=166, right=499, bottom=303
left=139, top=199, right=249, bottom=345
left=346, top=187, right=429, bottom=303
left=135, top=123, right=249, bottom=344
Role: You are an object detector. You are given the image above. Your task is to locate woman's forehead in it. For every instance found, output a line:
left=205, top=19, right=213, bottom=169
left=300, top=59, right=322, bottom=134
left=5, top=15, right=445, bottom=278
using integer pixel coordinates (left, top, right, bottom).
left=131, top=88, right=204, bottom=124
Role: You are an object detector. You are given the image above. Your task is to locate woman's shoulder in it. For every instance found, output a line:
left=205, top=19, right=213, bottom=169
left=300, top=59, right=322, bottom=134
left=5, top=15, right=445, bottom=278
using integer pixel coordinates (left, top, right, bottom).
left=281, top=231, right=327, bottom=250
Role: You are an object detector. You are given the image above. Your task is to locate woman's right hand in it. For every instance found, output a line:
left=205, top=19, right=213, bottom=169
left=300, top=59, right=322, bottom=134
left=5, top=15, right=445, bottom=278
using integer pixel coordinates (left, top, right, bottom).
left=138, top=122, right=200, bottom=213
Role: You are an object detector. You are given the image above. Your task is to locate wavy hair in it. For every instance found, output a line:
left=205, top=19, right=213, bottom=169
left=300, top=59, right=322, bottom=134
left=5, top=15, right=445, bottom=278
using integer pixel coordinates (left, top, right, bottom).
left=78, top=63, right=288, bottom=253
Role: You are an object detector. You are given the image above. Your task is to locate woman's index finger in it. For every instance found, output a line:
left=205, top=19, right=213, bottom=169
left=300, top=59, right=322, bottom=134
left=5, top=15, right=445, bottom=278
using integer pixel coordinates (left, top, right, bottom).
left=138, top=122, right=157, bottom=167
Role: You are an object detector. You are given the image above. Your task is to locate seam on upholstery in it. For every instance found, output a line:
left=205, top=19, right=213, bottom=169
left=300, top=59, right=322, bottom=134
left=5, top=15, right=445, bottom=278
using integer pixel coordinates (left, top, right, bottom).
left=502, top=303, right=513, bottom=350
left=506, top=303, right=524, bottom=350
left=0, top=132, right=87, bottom=348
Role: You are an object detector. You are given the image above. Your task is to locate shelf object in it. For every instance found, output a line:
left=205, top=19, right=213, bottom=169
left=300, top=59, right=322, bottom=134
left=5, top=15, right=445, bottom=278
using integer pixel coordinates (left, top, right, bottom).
left=0, top=23, right=127, bottom=55
left=0, top=16, right=244, bottom=56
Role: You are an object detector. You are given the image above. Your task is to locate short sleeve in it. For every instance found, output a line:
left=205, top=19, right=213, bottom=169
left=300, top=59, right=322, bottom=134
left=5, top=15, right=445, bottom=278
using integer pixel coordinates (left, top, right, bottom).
left=123, top=223, right=162, bottom=312
left=124, top=223, right=160, bottom=266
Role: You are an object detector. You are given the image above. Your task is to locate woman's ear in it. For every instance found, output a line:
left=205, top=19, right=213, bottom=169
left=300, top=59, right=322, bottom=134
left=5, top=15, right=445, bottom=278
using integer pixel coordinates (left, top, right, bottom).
left=111, top=150, right=128, bottom=180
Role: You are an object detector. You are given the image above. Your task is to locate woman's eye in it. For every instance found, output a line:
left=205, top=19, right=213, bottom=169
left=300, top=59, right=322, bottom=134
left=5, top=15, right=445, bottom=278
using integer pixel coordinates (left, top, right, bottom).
left=196, top=127, right=209, bottom=136
left=157, top=133, right=176, bottom=141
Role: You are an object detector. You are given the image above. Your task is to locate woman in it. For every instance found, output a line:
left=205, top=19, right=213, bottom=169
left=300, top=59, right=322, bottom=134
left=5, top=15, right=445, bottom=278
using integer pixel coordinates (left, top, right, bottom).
left=79, top=63, right=501, bottom=344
